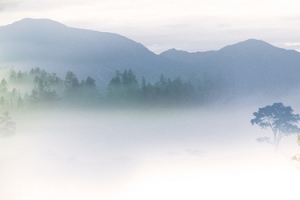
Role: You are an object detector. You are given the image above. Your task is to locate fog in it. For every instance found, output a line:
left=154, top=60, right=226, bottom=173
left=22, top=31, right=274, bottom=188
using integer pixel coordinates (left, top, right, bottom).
left=1, top=97, right=300, bottom=200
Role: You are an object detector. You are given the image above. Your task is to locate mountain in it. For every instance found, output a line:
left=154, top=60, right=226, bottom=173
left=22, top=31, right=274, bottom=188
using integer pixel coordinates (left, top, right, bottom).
left=160, top=39, right=300, bottom=97
left=0, top=18, right=184, bottom=85
left=1, top=18, right=300, bottom=99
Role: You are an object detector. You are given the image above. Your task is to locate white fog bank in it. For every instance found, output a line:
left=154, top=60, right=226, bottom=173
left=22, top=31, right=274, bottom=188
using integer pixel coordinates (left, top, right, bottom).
left=1, top=105, right=300, bottom=200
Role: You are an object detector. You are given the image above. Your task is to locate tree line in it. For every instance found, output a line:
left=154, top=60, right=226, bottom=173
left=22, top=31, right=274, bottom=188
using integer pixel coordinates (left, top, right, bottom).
left=0, top=67, right=226, bottom=110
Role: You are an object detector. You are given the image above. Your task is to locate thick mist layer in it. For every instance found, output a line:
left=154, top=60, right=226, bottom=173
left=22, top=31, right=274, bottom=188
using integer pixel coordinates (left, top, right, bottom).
left=1, top=102, right=300, bottom=200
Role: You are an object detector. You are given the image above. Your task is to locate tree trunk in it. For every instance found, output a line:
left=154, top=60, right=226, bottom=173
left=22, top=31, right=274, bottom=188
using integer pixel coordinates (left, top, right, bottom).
left=274, top=141, right=279, bottom=154
left=273, top=130, right=279, bottom=154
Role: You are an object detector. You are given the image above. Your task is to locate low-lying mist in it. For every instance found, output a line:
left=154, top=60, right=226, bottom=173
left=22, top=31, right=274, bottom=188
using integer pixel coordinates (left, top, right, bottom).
left=2, top=94, right=300, bottom=200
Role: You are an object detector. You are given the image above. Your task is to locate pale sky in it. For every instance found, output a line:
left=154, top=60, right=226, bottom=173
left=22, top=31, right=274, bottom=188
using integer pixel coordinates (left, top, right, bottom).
left=1, top=0, right=300, bottom=53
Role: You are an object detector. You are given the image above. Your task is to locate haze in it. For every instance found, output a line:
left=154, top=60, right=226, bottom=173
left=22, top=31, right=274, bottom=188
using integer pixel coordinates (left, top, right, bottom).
left=1, top=0, right=300, bottom=53
left=1, top=1, right=300, bottom=200
left=1, top=95, right=300, bottom=199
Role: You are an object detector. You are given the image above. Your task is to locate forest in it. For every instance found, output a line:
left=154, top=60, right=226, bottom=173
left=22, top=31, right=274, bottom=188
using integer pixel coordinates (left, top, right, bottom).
left=0, top=67, right=229, bottom=111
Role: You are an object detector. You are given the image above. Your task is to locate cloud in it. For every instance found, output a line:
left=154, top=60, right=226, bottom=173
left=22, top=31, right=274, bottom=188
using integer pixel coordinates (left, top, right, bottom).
left=0, top=1, right=19, bottom=11
left=277, top=42, right=300, bottom=52
left=186, top=148, right=205, bottom=157
left=1, top=0, right=300, bottom=53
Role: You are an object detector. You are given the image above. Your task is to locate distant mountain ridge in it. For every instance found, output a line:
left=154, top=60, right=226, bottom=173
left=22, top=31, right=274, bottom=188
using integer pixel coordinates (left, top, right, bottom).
left=0, top=18, right=183, bottom=84
left=160, top=39, right=300, bottom=97
left=1, top=18, right=300, bottom=98
left=160, top=39, right=300, bottom=64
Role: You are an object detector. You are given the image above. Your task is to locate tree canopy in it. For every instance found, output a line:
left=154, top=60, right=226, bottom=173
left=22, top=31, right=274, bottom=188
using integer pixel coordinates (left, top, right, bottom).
left=251, top=102, right=300, bottom=151
left=0, top=67, right=224, bottom=110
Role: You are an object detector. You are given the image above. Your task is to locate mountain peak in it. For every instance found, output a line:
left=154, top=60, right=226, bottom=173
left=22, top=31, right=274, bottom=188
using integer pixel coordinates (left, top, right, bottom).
left=219, top=38, right=276, bottom=53
left=237, top=38, right=274, bottom=47
left=5, top=18, right=67, bottom=30
left=241, top=38, right=267, bottom=43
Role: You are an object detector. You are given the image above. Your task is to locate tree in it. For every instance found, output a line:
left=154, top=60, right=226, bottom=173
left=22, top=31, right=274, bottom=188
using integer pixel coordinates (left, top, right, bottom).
left=251, top=102, right=300, bottom=152
left=0, top=79, right=8, bottom=93
left=64, top=71, right=80, bottom=100
left=84, top=76, right=97, bottom=88
left=64, top=71, right=80, bottom=89
left=107, top=71, right=122, bottom=103
left=80, top=76, right=100, bottom=104
left=0, top=112, right=16, bottom=137
left=121, top=69, right=140, bottom=101
left=107, top=70, right=140, bottom=104
left=9, top=70, right=17, bottom=81
left=122, top=69, right=138, bottom=86
left=30, top=80, right=59, bottom=103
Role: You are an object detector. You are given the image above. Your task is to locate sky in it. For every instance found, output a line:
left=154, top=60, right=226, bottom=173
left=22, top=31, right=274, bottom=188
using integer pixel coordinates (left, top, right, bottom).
left=1, top=0, right=300, bottom=53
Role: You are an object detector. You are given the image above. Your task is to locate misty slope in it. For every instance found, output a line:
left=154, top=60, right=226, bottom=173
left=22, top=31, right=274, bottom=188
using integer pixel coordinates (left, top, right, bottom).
left=0, top=18, right=184, bottom=84
left=160, top=39, right=300, bottom=97
left=1, top=18, right=300, bottom=99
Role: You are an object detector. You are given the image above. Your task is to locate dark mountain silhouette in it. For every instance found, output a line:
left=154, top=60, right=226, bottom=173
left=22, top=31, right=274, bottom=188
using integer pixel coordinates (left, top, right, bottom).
left=1, top=18, right=300, bottom=99
left=0, top=18, right=184, bottom=85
